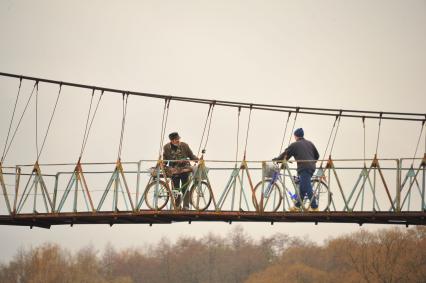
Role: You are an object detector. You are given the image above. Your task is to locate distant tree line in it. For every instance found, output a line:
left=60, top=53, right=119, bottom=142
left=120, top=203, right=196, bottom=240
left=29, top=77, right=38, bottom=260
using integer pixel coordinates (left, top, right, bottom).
left=0, top=226, right=425, bottom=283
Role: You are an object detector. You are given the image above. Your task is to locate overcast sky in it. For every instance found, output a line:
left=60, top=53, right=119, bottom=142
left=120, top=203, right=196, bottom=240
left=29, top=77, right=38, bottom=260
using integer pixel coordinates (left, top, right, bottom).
left=0, top=0, right=425, bottom=262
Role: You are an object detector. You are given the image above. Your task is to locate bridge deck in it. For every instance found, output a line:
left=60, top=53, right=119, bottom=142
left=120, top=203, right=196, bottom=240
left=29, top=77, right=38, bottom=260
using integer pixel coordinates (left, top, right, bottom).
left=0, top=211, right=424, bottom=228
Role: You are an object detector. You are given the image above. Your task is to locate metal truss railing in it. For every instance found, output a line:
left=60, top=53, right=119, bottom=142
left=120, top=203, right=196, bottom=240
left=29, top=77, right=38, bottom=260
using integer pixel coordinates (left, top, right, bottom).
left=1, top=156, right=425, bottom=217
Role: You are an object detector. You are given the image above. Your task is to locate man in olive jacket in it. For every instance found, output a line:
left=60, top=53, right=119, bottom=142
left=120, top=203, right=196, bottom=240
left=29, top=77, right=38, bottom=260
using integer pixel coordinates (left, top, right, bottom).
left=273, top=128, right=319, bottom=211
left=163, top=132, right=198, bottom=209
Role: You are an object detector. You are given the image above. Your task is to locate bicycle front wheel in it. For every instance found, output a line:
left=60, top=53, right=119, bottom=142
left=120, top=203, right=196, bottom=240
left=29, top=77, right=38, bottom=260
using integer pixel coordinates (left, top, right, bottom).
left=145, top=180, right=170, bottom=210
left=190, top=180, right=212, bottom=211
left=253, top=180, right=283, bottom=212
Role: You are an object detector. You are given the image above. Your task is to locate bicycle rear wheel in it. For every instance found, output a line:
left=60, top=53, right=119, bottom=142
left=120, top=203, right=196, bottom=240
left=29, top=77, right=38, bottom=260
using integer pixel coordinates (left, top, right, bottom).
left=303, top=179, right=331, bottom=211
left=253, top=180, right=283, bottom=212
left=144, top=180, right=170, bottom=210
left=190, top=180, right=212, bottom=211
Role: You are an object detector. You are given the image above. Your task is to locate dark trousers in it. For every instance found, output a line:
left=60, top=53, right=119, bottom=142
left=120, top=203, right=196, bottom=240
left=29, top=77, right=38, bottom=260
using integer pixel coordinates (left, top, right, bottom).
left=172, top=172, right=190, bottom=209
left=295, top=169, right=318, bottom=209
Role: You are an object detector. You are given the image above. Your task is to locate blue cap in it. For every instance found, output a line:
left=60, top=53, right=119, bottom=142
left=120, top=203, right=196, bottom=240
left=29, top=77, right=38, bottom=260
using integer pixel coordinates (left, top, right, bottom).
left=294, top=128, right=304, bottom=138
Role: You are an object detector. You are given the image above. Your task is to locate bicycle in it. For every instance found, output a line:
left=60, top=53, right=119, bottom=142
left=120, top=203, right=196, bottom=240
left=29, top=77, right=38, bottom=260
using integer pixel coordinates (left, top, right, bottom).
left=144, top=163, right=213, bottom=211
left=252, top=162, right=331, bottom=212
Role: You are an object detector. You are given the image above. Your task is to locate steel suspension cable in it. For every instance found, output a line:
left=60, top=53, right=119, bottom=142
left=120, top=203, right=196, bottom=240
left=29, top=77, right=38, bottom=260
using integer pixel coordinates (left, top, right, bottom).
left=0, top=72, right=423, bottom=121
left=411, top=119, right=426, bottom=165
left=375, top=113, right=383, bottom=156
left=37, top=84, right=62, bottom=161
left=35, top=82, right=39, bottom=160
left=197, top=104, right=213, bottom=157
left=287, top=108, right=299, bottom=146
left=1, top=78, right=22, bottom=162
left=81, top=91, right=103, bottom=155
left=235, top=107, right=241, bottom=163
left=362, top=117, right=366, bottom=167
left=117, top=93, right=129, bottom=159
left=158, top=98, right=171, bottom=159
left=329, top=113, right=342, bottom=157
left=79, top=90, right=95, bottom=158
left=243, top=106, right=253, bottom=160
left=202, top=104, right=215, bottom=156
left=2, top=82, right=38, bottom=163
left=319, top=115, right=339, bottom=167
left=278, top=112, right=292, bottom=155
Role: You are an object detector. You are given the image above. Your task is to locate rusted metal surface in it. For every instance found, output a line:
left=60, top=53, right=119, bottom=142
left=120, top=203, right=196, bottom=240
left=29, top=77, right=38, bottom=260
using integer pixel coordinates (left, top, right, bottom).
left=0, top=211, right=424, bottom=229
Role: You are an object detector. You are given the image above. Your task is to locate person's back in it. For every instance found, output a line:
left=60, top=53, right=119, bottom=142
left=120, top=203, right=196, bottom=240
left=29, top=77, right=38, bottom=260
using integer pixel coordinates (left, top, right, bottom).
left=284, top=138, right=319, bottom=172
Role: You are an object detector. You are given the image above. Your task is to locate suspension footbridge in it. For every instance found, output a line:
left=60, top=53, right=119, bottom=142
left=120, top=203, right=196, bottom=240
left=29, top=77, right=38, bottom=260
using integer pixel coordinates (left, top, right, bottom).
left=0, top=72, right=425, bottom=228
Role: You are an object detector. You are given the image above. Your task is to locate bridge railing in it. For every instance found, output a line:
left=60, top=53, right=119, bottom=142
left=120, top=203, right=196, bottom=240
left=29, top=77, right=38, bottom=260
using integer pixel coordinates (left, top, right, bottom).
left=0, top=157, right=425, bottom=215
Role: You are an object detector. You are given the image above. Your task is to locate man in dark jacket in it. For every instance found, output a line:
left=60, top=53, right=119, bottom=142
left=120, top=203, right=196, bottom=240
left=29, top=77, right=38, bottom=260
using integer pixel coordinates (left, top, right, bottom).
left=163, top=132, right=198, bottom=209
left=273, top=128, right=319, bottom=211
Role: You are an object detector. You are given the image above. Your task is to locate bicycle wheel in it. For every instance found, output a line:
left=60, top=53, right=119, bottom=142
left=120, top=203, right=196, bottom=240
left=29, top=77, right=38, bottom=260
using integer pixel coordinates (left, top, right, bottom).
left=144, top=180, right=170, bottom=210
left=253, top=180, right=283, bottom=212
left=303, top=179, right=331, bottom=211
left=190, top=180, right=212, bottom=211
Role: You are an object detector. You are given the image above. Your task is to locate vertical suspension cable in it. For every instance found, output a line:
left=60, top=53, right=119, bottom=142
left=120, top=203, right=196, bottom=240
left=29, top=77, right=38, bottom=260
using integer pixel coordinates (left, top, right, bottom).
left=243, top=105, right=253, bottom=159
left=197, top=104, right=213, bottom=157
left=1, top=78, right=22, bottom=162
left=2, top=81, right=37, bottom=163
left=81, top=91, right=103, bottom=155
left=362, top=117, right=366, bottom=167
left=411, top=120, right=426, bottom=165
left=424, top=116, right=426, bottom=155
left=375, top=113, right=383, bottom=156
left=235, top=107, right=241, bottom=163
left=117, top=93, right=129, bottom=159
left=202, top=103, right=215, bottom=155
left=287, top=108, right=299, bottom=146
left=320, top=115, right=338, bottom=166
left=35, top=81, right=39, bottom=160
left=278, top=112, right=291, bottom=155
left=37, top=84, right=62, bottom=161
left=79, top=89, right=95, bottom=158
left=158, top=98, right=171, bottom=158
left=329, top=113, right=342, bottom=156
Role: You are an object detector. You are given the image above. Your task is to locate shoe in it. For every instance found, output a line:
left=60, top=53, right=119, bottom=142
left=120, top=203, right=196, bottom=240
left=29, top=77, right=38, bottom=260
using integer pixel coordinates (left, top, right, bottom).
left=309, top=207, right=319, bottom=212
left=289, top=206, right=301, bottom=212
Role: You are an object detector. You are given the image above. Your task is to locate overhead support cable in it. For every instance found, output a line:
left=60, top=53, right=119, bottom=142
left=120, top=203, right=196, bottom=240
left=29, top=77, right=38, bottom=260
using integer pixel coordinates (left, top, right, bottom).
left=362, top=117, right=366, bottom=167
left=278, top=112, right=292, bottom=155
left=0, top=72, right=424, bottom=121
left=235, top=107, right=241, bottom=163
left=158, top=97, right=171, bottom=159
left=197, top=102, right=215, bottom=157
left=375, top=113, right=383, bottom=156
left=81, top=91, right=103, bottom=155
left=2, top=81, right=38, bottom=163
left=243, top=105, right=253, bottom=160
left=35, top=81, right=39, bottom=160
left=1, top=78, right=22, bottom=162
left=80, top=90, right=95, bottom=159
left=79, top=89, right=103, bottom=160
left=287, top=108, right=299, bottom=146
left=320, top=114, right=339, bottom=168
left=117, top=93, right=129, bottom=159
left=37, top=83, right=62, bottom=161
left=329, top=111, right=342, bottom=157
left=411, top=119, right=426, bottom=165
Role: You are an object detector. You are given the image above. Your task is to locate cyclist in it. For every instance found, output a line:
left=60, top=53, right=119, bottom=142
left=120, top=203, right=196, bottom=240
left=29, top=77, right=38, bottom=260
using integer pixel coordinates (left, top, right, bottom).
left=273, top=128, right=320, bottom=211
left=163, top=132, right=198, bottom=209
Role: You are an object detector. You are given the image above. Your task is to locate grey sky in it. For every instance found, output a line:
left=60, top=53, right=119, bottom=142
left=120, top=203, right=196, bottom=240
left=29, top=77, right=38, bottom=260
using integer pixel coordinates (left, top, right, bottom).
left=0, top=0, right=425, bottom=261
